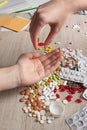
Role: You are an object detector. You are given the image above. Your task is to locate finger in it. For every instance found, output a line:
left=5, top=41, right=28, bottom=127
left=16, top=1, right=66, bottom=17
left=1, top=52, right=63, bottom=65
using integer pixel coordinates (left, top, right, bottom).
left=29, top=12, right=39, bottom=49
left=30, top=15, right=45, bottom=49
left=44, top=50, right=63, bottom=71
left=39, top=48, right=60, bottom=62
left=42, top=51, right=61, bottom=67
left=25, top=53, right=40, bottom=59
left=30, top=21, right=44, bottom=49
left=44, top=24, right=60, bottom=46
left=45, top=56, right=62, bottom=76
left=45, top=52, right=62, bottom=70
left=44, top=60, right=58, bottom=76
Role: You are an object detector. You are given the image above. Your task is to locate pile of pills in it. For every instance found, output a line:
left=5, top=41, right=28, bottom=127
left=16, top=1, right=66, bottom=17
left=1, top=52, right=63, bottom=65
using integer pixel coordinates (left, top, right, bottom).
left=19, top=73, right=63, bottom=124
left=19, top=45, right=87, bottom=124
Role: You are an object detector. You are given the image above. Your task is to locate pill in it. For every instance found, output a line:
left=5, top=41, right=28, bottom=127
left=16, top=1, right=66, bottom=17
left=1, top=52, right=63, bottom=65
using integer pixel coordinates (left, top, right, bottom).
left=62, top=99, right=68, bottom=105
left=47, top=119, right=52, bottom=124
left=38, top=42, right=44, bottom=46
left=41, top=115, right=46, bottom=121
left=40, top=110, right=46, bottom=116
left=44, top=101, right=50, bottom=106
left=40, top=120, right=44, bottom=124
left=28, top=113, right=32, bottom=117
left=19, top=97, right=25, bottom=102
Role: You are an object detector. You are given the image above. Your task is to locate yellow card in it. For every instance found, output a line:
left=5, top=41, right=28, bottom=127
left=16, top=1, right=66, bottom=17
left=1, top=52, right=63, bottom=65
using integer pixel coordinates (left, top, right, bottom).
left=0, top=15, right=12, bottom=26
left=3, top=17, right=30, bottom=32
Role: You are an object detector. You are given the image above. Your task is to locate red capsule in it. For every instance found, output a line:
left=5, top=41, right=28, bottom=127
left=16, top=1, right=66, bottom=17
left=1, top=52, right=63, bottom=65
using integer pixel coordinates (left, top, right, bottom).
left=56, top=94, right=60, bottom=99
left=77, top=87, right=84, bottom=93
left=53, top=88, right=57, bottom=93
left=68, top=88, right=76, bottom=94
left=75, top=98, right=82, bottom=103
left=65, top=95, right=73, bottom=102
left=59, top=85, right=66, bottom=92
left=38, top=42, right=44, bottom=46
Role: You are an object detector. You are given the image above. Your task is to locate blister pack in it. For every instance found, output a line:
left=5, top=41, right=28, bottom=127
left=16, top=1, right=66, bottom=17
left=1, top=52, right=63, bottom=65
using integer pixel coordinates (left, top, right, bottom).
left=59, top=68, right=87, bottom=88
left=66, top=106, right=87, bottom=130
left=82, top=89, right=87, bottom=100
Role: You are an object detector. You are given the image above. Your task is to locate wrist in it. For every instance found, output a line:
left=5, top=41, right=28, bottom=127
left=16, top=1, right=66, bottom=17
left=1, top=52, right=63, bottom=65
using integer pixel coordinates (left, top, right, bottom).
left=0, top=65, right=21, bottom=91
left=53, top=0, right=79, bottom=14
left=64, top=0, right=80, bottom=13
left=13, top=64, right=21, bottom=87
left=64, top=0, right=87, bottom=12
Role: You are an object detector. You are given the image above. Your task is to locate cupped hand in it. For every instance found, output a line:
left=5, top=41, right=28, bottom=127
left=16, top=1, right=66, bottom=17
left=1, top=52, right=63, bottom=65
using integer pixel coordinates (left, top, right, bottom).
left=17, top=49, right=63, bottom=86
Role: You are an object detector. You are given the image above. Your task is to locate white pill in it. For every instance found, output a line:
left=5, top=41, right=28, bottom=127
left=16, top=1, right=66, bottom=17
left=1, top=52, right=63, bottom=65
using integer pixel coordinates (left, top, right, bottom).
left=50, top=92, right=55, bottom=96
left=51, top=86, right=56, bottom=91
left=38, top=80, right=43, bottom=84
left=31, top=99, right=34, bottom=103
left=47, top=87, right=51, bottom=92
left=28, top=113, right=32, bottom=117
left=28, top=104, right=31, bottom=107
left=40, top=110, right=46, bottom=116
left=45, top=92, right=50, bottom=97
left=24, top=95, right=28, bottom=99
left=52, top=82, right=57, bottom=86
left=44, top=101, right=50, bottom=106
left=39, top=96, right=45, bottom=100
left=41, top=115, right=46, bottom=121
left=25, top=109, right=28, bottom=113
left=45, top=97, right=50, bottom=101
left=47, top=119, right=52, bottom=124
left=63, top=81, right=67, bottom=85
left=43, top=87, right=47, bottom=92
left=37, top=114, right=40, bottom=121
left=50, top=95, right=56, bottom=100
left=40, top=120, right=44, bottom=124
left=50, top=82, right=53, bottom=88
left=30, top=89, right=34, bottom=93
left=43, top=90, right=48, bottom=96
left=62, top=99, right=68, bottom=105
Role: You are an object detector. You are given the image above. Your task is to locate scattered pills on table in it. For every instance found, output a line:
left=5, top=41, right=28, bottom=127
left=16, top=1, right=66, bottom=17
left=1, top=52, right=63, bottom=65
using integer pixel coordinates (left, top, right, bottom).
left=19, top=46, right=87, bottom=124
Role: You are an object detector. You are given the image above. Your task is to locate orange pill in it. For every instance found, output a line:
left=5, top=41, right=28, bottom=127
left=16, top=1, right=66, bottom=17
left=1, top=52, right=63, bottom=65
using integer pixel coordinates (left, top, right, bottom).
left=48, top=78, right=52, bottom=82
left=25, top=89, right=30, bottom=95
left=19, top=97, right=25, bottom=102
left=29, top=94, right=33, bottom=99
left=35, top=85, right=39, bottom=89
left=25, top=100, right=30, bottom=105
left=20, top=90, right=25, bottom=95
left=34, top=106, right=38, bottom=111
left=32, top=86, right=35, bottom=90
left=45, top=82, right=49, bottom=86
left=32, top=102, right=37, bottom=107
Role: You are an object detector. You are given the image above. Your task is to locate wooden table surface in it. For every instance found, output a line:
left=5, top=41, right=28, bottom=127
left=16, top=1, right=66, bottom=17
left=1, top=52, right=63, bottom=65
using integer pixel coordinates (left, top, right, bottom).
left=0, top=14, right=87, bottom=130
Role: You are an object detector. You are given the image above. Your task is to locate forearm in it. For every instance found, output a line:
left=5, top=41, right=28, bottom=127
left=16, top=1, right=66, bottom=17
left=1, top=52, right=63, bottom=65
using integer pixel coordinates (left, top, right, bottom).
left=55, top=0, right=87, bottom=12
left=74, top=0, right=87, bottom=11
left=0, top=65, right=20, bottom=91
left=66, top=0, right=87, bottom=12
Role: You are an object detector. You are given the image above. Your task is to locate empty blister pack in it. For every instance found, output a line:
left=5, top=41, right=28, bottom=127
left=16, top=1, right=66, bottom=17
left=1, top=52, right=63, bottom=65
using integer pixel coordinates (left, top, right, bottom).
left=82, top=89, right=87, bottom=100
left=66, top=106, right=87, bottom=130
left=59, top=68, right=87, bottom=88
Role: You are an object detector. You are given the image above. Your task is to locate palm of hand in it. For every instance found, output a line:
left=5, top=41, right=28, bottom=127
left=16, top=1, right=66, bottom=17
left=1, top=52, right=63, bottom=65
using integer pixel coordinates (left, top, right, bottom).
left=17, top=49, right=62, bottom=86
